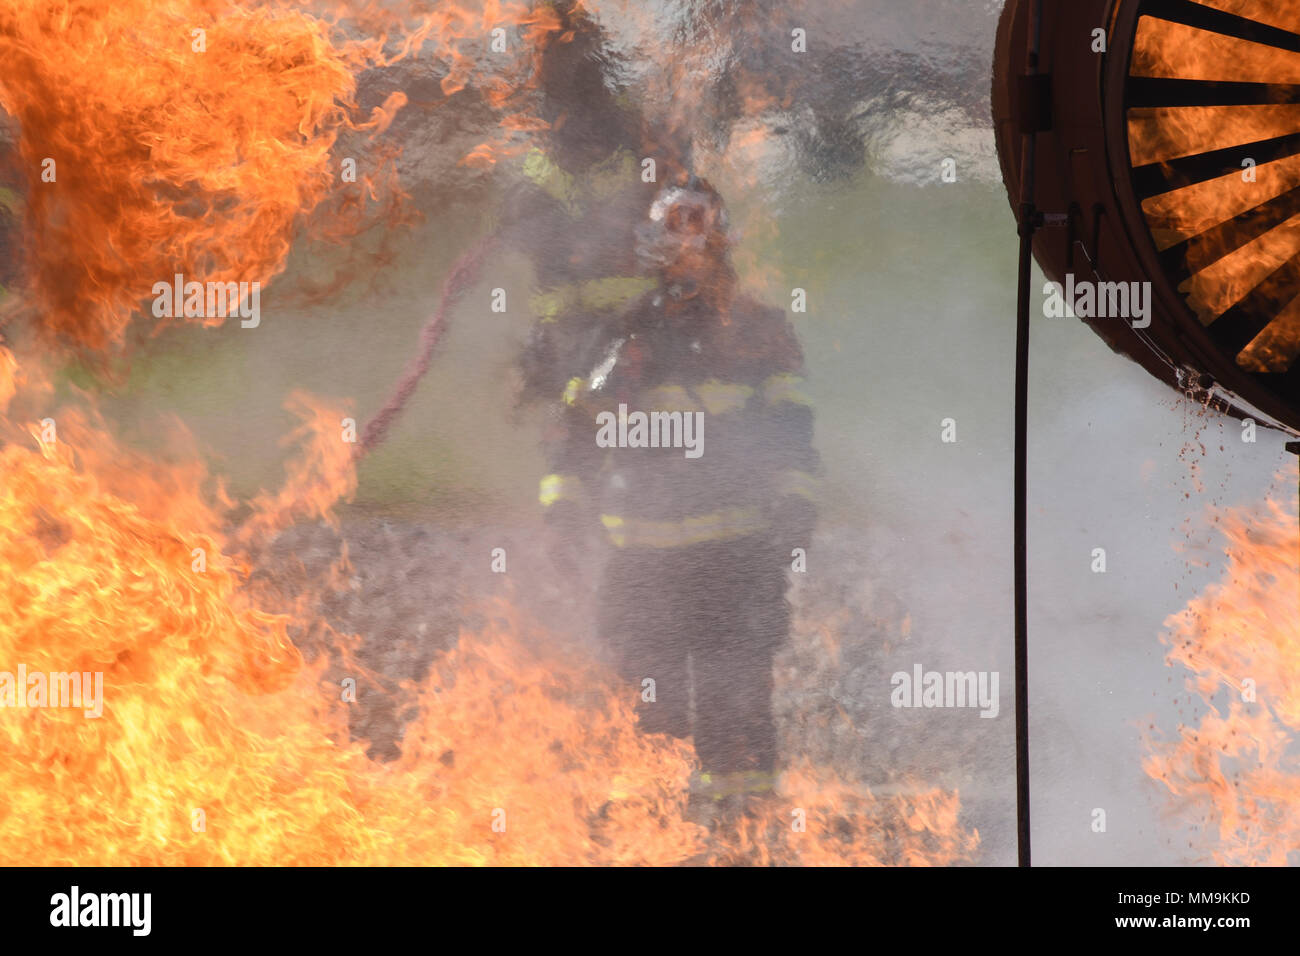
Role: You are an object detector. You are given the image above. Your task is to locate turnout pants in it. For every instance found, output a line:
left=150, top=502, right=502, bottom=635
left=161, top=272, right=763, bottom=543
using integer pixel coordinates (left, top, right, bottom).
left=597, top=535, right=790, bottom=774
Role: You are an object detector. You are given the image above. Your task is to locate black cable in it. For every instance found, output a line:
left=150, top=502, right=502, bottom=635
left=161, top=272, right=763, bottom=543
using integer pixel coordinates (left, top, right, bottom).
left=1289, top=442, right=1300, bottom=619
left=1014, top=205, right=1034, bottom=869
left=1014, top=0, right=1045, bottom=869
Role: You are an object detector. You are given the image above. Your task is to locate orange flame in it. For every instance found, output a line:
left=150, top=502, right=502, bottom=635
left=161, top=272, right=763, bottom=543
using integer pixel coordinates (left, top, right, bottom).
left=0, top=0, right=565, bottom=354
left=1128, top=5, right=1300, bottom=369
left=1144, top=487, right=1300, bottom=865
left=0, top=402, right=978, bottom=865
left=0, top=404, right=705, bottom=865
left=0, top=344, right=17, bottom=413
left=0, top=0, right=369, bottom=350
left=709, top=765, right=979, bottom=867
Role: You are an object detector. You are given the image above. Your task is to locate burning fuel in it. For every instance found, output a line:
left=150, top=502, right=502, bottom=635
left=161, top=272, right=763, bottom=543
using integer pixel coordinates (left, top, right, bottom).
left=0, top=406, right=979, bottom=866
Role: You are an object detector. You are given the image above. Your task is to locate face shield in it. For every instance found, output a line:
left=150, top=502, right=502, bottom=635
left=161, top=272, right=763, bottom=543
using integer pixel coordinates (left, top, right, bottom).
left=634, top=180, right=731, bottom=276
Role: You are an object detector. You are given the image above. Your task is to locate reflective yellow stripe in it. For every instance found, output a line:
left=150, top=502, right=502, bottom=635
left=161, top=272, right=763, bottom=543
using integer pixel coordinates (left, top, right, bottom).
left=643, top=384, right=699, bottom=413
left=763, top=373, right=811, bottom=408
left=585, top=149, right=639, bottom=200
left=692, top=380, right=753, bottom=416
left=522, top=147, right=637, bottom=218
left=580, top=276, right=657, bottom=311
left=774, top=468, right=819, bottom=503
left=566, top=379, right=758, bottom=416
left=522, top=147, right=579, bottom=214
left=600, top=508, right=768, bottom=549
left=539, top=473, right=584, bottom=507
left=562, top=376, right=584, bottom=407
left=531, top=276, right=657, bottom=324
left=695, top=770, right=776, bottom=800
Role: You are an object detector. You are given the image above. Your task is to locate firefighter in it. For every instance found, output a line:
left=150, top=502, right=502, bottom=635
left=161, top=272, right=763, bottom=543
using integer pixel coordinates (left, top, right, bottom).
left=533, top=173, right=819, bottom=799
left=502, top=0, right=682, bottom=408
